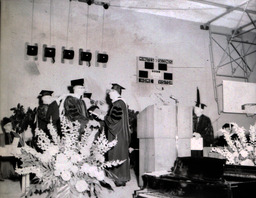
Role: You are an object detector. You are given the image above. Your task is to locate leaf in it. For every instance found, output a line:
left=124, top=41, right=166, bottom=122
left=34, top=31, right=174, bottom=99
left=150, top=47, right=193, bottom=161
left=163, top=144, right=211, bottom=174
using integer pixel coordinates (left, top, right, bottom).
left=99, top=180, right=113, bottom=191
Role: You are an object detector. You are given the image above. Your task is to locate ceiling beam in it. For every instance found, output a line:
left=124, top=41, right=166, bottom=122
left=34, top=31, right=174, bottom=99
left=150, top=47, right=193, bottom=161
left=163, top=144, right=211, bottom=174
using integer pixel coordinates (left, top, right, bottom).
left=189, top=0, right=256, bottom=15
left=237, top=19, right=256, bottom=30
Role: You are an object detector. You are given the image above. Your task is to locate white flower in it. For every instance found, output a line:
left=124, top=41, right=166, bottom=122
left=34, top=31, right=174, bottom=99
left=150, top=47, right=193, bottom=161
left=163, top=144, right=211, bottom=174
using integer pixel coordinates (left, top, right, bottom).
left=233, top=152, right=239, bottom=158
left=54, top=170, right=61, bottom=176
left=71, top=153, right=82, bottom=163
left=94, top=152, right=105, bottom=163
left=75, top=180, right=89, bottom=192
left=246, top=145, right=254, bottom=152
left=240, top=150, right=248, bottom=158
left=240, top=159, right=254, bottom=166
left=71, top=165, right=78, bottom=174
left=88, top=166, right=98, bottom=177
left=80, top=163, right=90, bottom=173
left=65, top=150, right=75, bottom=159
left=108, top=139, right=118, bottom=147
left=47, top=145, right=59, bottom=156
left=55, top=160, right=72, bottom=172
left=40, top=152, right=53, bottom=163
left=56, top=153, right=68, bottom=164
left=80, top=146, right=90, bottom=158
left=95, top=169, right=105, bottom=181
left=61, top=171, right=71, bottom=181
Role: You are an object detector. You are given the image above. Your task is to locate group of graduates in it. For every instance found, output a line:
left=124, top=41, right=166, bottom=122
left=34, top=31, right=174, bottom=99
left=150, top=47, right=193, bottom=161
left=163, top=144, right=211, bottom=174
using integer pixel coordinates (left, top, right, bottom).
left=36, top=79, right=131, bottom=187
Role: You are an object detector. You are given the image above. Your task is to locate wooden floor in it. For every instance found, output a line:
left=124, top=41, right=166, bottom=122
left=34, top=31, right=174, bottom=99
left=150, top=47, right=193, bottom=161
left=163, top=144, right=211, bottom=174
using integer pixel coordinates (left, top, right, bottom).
left=0, top=169, right=140, bottom=198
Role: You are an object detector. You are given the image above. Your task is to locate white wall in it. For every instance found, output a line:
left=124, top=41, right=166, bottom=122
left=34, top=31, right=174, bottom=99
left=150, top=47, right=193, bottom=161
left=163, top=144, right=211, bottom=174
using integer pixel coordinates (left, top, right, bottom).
left=1, top=0, right=255, bottom=133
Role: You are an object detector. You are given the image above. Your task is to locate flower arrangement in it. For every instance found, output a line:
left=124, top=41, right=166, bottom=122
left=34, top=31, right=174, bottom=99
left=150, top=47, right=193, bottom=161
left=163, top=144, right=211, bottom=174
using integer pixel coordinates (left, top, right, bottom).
left=15, top=116, right=124, bottom=198
left=211, top=122, right=256, bottom=166
left=9, top=103, right=37, bottom=134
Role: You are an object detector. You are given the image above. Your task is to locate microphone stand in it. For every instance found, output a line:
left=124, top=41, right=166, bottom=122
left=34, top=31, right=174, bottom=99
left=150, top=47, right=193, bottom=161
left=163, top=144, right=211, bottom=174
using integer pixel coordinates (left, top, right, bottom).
left=170, top=96, right=179, bottom=158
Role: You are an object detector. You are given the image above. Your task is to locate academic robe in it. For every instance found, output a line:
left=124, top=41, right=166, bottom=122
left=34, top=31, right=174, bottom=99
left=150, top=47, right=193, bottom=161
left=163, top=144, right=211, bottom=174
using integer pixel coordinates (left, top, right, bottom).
left=63, top=96, right=89, bottom=137
left=105, top=98, right=131, bottom=183
left=193, top=114, right=214, bottom=147
left=37, top=104, right=48, bottom=131
left=46, top=101, right=61, bottom=137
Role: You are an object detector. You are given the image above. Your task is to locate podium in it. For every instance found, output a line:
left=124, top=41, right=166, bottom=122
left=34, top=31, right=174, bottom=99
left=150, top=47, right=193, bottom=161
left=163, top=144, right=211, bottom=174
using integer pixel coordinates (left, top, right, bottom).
left=137, top=104, right=192, bottom=186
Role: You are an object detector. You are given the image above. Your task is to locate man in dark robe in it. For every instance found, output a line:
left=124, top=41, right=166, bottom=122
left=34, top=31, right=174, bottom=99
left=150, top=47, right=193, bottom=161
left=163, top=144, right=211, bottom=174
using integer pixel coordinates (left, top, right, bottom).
left=192, top=87, right=214, bottom=157
left=214, top=123, right=238, bottom=147
left=46, top=100, right=61, bottom=137
left=35, top=90, right=54, bottom=152
left=37, top=90, right=54, bottom=136
left=61, top=79, right=89, bottom=138
left=99, top=84, right=131, bottom=187
left=193, top=107, right=214, bottom=147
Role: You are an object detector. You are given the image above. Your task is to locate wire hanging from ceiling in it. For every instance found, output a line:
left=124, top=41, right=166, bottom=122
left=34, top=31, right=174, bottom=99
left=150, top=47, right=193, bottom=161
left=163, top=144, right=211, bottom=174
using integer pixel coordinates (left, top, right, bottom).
left=86, top=4, right=90, bottom=48
left=50, top=0, right=53, bottom=45
left=101, top=8, right=105, bottom=51
left=31, top=0, right=35, bottom=43
left=66, top=0, right=72, bottom=47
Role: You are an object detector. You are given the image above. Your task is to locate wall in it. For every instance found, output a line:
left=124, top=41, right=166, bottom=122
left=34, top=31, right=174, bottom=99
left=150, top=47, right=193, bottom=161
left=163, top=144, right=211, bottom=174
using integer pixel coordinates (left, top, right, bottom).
left=1, top=0, right=255, bottom=134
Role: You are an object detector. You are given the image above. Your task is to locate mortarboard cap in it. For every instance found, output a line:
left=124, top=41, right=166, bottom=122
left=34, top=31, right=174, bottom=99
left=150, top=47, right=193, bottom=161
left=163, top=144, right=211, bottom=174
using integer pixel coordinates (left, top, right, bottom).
left=111, top=83, right=125, bottom=95
left=195, top=87, right=207, bottom=109
left=71, top=79, right=84, bottom=87
left=83, top=92, right=92, bottom=99
left=196, top=103, right=207, bottom=109
left=222, top=123, right=234, bottom=129
left=38, top=90, right=53, bottom=98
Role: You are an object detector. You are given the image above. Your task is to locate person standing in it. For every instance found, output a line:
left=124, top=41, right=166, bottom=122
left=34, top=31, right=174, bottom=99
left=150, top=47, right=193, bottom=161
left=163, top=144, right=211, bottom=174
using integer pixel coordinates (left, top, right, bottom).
left=192, top=88, right=214, bottom=156
left=37, top=90, right=54, bottom=134
left=214, top=123, right=237, bottom=147
left=59, top=79, right=89, bottom=139
left=98, top=83, right=131, bottom=187
left=46, top=97, right=61, bottom=137
left=0, top=117, right=23, bottom=180
left=34, top=90, right=54, bottom=152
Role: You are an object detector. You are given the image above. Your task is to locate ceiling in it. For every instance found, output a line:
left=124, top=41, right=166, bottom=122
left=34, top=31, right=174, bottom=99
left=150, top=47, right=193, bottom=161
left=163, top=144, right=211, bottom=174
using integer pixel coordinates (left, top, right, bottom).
left=106, top=0, right=256, bottom=31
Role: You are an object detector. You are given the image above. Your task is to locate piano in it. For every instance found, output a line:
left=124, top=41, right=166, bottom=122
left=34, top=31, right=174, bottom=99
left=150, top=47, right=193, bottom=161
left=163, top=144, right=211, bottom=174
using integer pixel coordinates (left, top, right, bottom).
left=134, top=157, right=256, bottom=198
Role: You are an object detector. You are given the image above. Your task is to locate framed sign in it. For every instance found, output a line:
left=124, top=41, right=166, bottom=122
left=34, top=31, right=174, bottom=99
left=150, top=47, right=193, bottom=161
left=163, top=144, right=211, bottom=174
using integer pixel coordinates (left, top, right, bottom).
left=137, top=56, right=173, bottom=85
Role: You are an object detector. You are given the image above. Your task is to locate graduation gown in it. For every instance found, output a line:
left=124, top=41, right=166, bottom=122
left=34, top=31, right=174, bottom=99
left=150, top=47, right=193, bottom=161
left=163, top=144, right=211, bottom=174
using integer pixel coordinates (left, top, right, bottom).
left=193, top=114, right=214, bottom=147
left=37, top=104, right=49, bottom=131
left=105, top=98, right=131, bottom=183
left=46, top=101, right=61, bottom=137
left=63, top=96, right=89, bottom=122
left=63, top=96, right=89, bottom=137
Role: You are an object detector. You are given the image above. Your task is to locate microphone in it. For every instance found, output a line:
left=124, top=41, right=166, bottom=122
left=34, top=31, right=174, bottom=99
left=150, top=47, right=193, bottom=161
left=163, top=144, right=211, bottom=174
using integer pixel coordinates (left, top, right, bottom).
left=170, top=95, right=179, bottom=103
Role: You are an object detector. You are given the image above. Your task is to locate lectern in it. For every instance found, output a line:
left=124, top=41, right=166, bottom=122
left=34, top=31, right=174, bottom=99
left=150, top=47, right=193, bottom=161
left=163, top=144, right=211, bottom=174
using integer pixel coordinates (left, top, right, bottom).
left=137, top=104, right=192, bottom=186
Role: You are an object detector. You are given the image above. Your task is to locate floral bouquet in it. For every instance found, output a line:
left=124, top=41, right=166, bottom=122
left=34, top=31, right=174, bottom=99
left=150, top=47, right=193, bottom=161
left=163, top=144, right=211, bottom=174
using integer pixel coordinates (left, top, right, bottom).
left=9, top=103, right=37, bottom=134
left=211, top=122, right=256, bottom=166
left=15, top=116, right=124, bottom=198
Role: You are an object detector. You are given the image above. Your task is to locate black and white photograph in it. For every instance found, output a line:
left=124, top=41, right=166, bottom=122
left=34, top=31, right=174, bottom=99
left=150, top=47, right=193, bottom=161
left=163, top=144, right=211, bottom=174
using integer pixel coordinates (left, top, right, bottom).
left=0, top=0, right=256, bottom=197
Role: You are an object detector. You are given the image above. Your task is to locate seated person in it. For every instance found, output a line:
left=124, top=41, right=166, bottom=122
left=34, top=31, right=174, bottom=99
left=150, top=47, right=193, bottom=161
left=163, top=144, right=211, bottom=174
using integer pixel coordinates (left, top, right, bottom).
left=0, top=117, right=23, bottom=180
left=214, top=123, right=238, bottom=147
